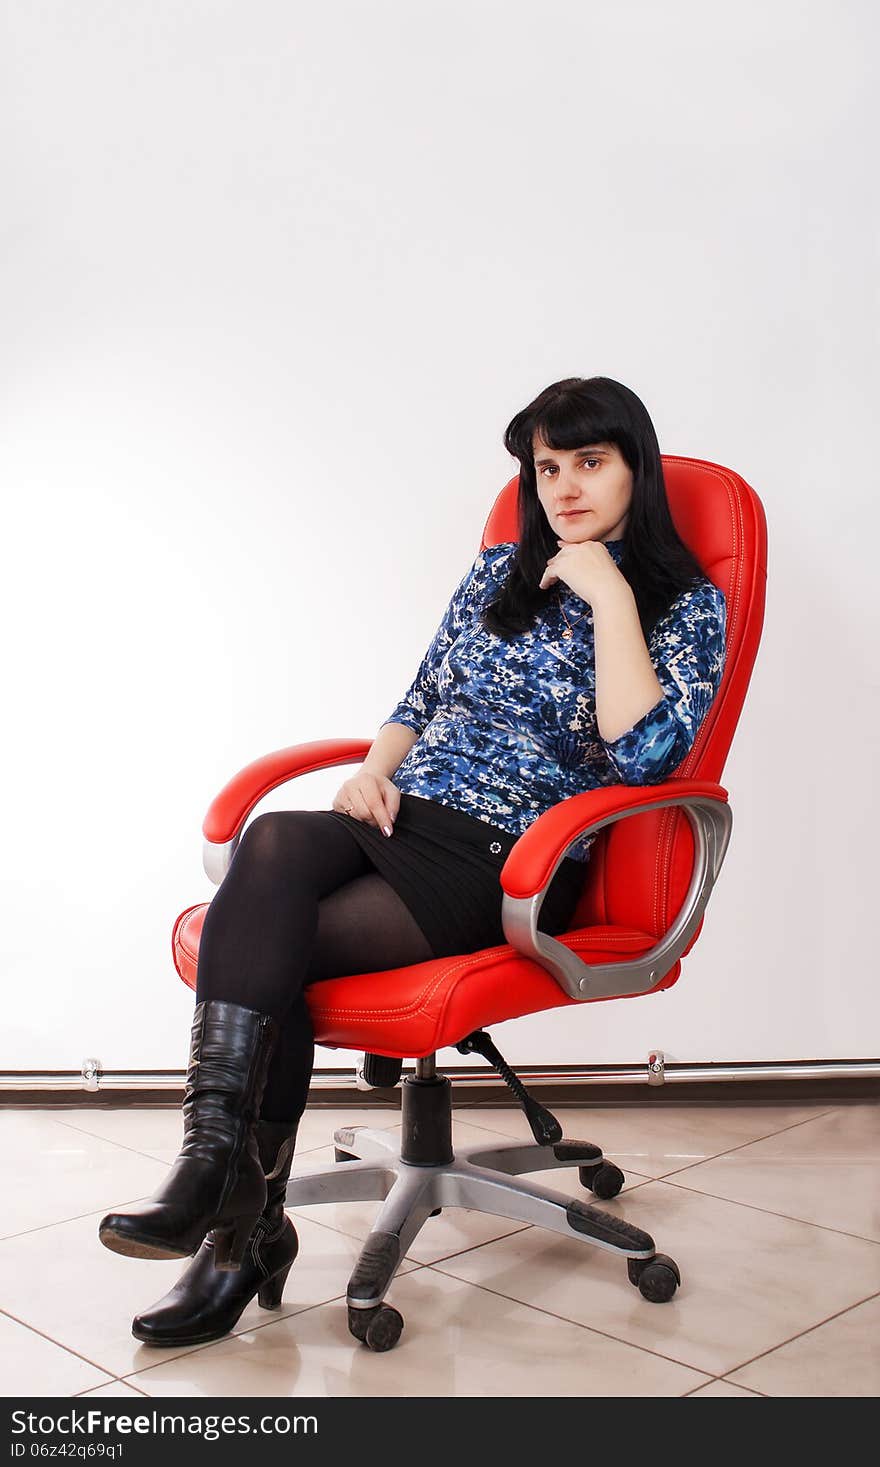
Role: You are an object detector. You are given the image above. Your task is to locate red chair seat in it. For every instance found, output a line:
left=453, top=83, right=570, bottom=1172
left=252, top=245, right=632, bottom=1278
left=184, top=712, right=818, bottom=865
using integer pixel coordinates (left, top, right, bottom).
left=172, top=903, right=677, bottom=1058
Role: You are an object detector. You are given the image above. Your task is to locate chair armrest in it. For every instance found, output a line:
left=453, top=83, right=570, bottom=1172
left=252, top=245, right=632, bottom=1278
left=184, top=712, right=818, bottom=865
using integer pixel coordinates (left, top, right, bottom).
left=498, top=779, right=732, bottom=1002
left=201, top=738, right=372, bottom=884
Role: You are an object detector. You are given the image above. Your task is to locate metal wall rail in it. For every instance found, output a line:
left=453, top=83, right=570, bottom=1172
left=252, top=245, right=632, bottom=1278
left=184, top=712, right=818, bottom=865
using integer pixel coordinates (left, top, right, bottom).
left=1, top=1055, right=879, bottom=1094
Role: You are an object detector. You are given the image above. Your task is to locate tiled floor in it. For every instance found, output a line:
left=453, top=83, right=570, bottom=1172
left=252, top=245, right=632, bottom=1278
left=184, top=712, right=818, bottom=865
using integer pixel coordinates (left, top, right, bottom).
left=1, top=1097, right=878, bottom=1397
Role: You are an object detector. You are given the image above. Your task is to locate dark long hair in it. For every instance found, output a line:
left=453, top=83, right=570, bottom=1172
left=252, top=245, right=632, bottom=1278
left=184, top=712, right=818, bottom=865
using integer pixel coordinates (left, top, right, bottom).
left=481, top=376, right=706, bottom=643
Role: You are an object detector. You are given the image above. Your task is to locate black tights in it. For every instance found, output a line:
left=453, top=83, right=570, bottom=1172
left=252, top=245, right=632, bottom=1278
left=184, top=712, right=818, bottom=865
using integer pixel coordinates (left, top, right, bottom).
left=194, top=811, right=435, bottom=1122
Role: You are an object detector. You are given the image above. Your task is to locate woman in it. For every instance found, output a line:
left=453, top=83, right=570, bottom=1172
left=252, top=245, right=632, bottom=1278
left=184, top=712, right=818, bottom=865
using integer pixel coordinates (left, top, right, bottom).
left=98, top=375, right=727, bottom=1346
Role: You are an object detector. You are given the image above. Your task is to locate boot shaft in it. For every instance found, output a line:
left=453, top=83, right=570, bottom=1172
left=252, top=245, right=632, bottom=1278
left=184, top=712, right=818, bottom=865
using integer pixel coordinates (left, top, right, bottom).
left=181, top=1001, right=281, bottom=1165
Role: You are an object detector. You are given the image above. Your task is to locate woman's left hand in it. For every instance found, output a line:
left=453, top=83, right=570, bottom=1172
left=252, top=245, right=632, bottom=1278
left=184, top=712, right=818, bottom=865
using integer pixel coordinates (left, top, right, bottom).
left=539, top=538, right=626, bottom=604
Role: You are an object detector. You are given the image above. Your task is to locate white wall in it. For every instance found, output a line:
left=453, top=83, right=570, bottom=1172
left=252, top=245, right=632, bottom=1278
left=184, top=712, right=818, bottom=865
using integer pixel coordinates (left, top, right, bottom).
left=1, top=0, right=877, bottom=1073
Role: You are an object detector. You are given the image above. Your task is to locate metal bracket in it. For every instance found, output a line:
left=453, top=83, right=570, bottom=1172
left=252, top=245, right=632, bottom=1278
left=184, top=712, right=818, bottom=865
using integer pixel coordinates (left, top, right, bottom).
left=647, top=1050, right=665, bottom=1085
left=81, top=1058, right=101, bottom=1092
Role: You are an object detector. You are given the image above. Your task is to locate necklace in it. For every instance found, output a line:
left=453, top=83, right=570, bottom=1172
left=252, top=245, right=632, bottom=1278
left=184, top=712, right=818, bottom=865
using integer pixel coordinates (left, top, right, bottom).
left=557, top=590, right=590, bottom=639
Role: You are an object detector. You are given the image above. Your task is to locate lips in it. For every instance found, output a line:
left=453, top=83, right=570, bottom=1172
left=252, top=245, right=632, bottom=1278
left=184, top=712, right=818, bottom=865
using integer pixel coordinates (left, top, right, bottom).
left=559, top=509, right=590, bottom=517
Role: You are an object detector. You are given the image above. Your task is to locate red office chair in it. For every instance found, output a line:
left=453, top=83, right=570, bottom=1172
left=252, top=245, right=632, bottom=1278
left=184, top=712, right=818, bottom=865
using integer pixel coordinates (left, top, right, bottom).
left=173, top=455, right=766, bottom=1352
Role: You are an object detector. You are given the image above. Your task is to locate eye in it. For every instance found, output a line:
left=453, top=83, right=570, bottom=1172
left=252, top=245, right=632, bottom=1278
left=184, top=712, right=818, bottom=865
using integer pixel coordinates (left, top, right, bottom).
left=538, top=457, right=601, bottom=477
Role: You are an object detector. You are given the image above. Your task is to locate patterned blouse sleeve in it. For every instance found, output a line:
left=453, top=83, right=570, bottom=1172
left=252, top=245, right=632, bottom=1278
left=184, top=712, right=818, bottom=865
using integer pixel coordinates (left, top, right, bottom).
left=600, top=579, right=727, bottom=784
left=381, top=550, right=487, bottom=735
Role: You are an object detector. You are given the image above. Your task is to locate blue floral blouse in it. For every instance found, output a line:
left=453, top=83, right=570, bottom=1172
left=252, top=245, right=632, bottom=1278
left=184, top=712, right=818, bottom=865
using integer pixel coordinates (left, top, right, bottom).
left=382, top=539, right=727, bottom=862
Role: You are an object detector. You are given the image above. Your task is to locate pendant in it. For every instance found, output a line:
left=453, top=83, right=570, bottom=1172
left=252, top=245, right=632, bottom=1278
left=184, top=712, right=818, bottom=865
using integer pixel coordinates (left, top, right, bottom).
left=562, top=628, right=573, bottom=638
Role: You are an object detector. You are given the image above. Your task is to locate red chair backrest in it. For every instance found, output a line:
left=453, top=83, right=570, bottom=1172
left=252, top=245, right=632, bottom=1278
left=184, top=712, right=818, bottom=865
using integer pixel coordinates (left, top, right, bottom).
left=481, top=455, right=768, bottom=943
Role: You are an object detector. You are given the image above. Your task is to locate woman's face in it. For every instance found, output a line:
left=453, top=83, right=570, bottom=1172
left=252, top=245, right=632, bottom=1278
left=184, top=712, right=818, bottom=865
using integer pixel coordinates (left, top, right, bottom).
left=532, top=432, right=633, bottom=545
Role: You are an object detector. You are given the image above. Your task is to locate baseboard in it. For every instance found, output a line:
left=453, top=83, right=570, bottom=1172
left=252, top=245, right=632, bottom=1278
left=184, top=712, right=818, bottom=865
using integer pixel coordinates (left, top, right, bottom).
left=2, top=1060, right=878, bottom=1108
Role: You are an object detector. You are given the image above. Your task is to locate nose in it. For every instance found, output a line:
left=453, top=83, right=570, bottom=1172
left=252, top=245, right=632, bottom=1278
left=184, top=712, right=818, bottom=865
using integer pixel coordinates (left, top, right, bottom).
left=555, top=471, right=582, bottom=508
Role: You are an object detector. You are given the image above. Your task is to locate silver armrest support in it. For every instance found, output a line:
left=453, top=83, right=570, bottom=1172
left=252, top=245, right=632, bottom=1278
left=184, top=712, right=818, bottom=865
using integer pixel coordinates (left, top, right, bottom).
left=500, top=794, right=733, bottom=1001
left=203, top=836, right=240, bottom=886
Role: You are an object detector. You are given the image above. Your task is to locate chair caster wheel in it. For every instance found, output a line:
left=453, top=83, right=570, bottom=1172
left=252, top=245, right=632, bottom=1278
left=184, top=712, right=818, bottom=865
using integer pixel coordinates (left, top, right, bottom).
left=627, top=1253, right=681, bottom=1302
left=335, top=1147, right=357, bottom=1163
left=580, top=1161, right=625, bottom=1198
left=347, top=1302, right=404, bottom=1351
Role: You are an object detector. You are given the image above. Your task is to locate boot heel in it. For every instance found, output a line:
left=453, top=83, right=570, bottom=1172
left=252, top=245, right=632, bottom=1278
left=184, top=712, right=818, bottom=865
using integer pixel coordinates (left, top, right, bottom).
left=258, top=1260, right=294, bottom=1310
left=213, top=1215, right=257, bottom=1271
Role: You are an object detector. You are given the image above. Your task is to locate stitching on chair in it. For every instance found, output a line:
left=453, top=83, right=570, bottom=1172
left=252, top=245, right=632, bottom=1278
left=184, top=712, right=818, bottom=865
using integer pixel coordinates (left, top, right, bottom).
left=315, top=952, right=483, bottom=1020
left=427, top=931, right=652, bottom=1034
left=312, top=933, right=649, bottom=1020
left=314, top=950, right=503, bottom=1019
left=650, top=461, right=741, bottom=935
left=180, top=914, right=643, bottom=1012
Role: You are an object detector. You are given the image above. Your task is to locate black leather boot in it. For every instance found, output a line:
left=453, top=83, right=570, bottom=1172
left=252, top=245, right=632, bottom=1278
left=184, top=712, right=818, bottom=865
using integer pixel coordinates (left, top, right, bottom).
left=130, top=1117, right=301, bottom=1347
left=99, top=1001, right=280, bottom=1270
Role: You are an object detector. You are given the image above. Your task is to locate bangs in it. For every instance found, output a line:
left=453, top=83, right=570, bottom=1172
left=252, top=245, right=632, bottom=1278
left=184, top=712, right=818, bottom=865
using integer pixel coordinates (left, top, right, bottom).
left=531, top=396, right=620, bottom=456
left=502, top=377, right=636, bottom=470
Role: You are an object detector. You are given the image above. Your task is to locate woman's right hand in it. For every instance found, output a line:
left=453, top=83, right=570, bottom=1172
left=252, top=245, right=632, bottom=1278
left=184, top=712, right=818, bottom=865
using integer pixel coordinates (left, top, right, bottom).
left=332, top=771, right=401, bottom=836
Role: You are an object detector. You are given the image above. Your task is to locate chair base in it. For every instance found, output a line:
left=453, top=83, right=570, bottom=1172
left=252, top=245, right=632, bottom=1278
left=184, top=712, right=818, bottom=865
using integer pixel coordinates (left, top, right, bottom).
left=283, top=1073, right=680, bottom=1349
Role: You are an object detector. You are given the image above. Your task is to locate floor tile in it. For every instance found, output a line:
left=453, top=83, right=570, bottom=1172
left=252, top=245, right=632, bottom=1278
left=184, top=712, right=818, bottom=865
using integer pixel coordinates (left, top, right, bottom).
left=123, top=1267, right=710, bottom=1397
left=451, top=1102, right=835, bottom=1179
left=52, top=1105, right=400, bottom=1166
left=75, top=1379, right=150, bottom=1397
left=291, top=1106, right=402, bottom=1154
left=50, top=1107, right=188, bottom=1163
left=670, top=1104, right=880, bottom=1241
left=0, top=1205, right=417, bottom=1382
left=431, top=1180, right=880, bottom=1377
left=0, top=1312, right=112, bottom=1397
left=0, top=1110, right=84, bottom=1160
left=727, top=1294, right=880, bottom=1397
left=5, top=1103, right=874, bottom=1399
left=0, top=1111, right=173, bottom=1240
left=686, top=1379, right=762, bottom=1397
left=505, top=1156, right=651, bottom=1202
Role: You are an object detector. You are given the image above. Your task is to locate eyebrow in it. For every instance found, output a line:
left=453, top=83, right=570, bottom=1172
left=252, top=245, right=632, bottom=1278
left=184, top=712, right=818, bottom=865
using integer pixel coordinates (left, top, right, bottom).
left=533, top=444, right=610, bottom=465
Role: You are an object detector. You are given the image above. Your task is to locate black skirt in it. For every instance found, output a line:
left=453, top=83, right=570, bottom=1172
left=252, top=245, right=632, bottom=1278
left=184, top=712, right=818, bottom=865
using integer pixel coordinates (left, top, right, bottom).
left=324, top=790, right=586, bottom=960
